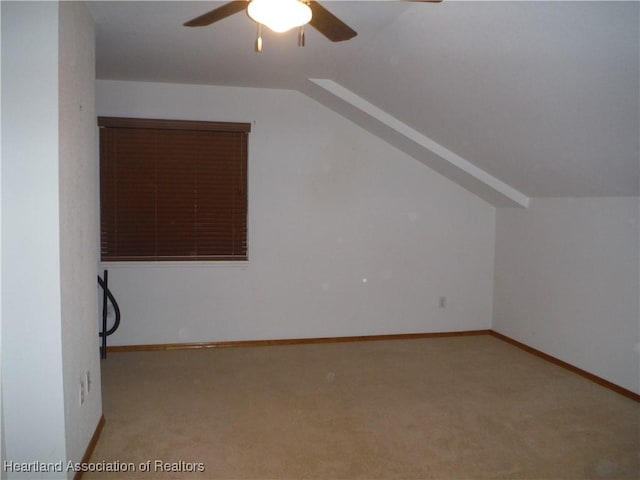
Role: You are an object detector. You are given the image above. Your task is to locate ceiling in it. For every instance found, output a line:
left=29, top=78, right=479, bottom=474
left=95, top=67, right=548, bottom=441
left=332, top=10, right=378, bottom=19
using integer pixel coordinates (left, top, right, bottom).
left=88, top=1, right=640, bottom=201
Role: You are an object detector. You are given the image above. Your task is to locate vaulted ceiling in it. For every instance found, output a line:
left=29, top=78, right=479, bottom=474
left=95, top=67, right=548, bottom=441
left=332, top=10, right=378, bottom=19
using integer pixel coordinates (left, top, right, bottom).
left=88, top=1, right=640, bottom=205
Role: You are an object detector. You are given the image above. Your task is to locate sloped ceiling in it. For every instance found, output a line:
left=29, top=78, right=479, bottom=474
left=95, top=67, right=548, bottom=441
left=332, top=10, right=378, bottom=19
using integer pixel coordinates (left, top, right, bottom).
left=88, top=1, right=640, bottom=205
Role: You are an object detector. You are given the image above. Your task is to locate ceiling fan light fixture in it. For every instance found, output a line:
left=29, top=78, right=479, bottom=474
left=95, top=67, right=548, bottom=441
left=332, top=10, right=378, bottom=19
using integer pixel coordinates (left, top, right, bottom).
left=247, top=0, right=312, bottom=33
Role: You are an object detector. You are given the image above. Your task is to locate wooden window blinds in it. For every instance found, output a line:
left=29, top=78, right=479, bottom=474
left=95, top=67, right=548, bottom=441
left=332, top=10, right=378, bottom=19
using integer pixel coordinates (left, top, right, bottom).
left=98, top=117, right=250, bottom=261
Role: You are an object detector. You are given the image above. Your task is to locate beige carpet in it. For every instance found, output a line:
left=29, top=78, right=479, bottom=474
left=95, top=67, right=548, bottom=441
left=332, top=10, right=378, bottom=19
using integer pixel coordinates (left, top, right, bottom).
left=86, top=335, right=639, bottom=479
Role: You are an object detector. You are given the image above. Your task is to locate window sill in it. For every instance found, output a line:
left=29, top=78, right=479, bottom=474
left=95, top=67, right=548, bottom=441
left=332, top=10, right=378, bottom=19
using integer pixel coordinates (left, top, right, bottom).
left=99, top=261, right=249, bottom=269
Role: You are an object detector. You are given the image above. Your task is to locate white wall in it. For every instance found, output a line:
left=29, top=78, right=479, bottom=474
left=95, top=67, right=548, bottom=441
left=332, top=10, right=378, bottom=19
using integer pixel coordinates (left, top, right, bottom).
left=59, top=2, right=102, bottom=472
left=96, top=80, right=496, bottom=346
left=0, top=3, right=5, bottom=476
left=1, top=2, right=68, bottom=476
left=494, top=197, right=640, bottom=394
left=2, top=2, right=102, bottom=478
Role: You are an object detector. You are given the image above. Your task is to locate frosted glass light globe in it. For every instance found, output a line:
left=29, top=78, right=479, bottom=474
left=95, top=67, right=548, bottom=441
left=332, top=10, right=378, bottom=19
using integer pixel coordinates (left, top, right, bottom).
left=248, top=0, right=312, bottom=33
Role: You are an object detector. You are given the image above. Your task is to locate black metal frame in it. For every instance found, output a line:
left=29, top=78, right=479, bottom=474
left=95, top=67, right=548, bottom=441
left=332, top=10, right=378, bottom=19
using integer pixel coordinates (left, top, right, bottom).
left=98, top=270, right=121, bottom=358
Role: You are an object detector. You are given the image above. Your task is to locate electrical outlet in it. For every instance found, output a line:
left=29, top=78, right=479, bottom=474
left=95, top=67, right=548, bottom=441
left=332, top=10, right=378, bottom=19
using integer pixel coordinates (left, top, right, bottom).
left=79, top=379, right=86, bottom=405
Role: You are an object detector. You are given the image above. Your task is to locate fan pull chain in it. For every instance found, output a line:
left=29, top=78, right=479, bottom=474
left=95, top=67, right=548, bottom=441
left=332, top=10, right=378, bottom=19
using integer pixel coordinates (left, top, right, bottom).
left=255, top=23, right=263, bottom=53
left=298, top=25, right=305, bottom=47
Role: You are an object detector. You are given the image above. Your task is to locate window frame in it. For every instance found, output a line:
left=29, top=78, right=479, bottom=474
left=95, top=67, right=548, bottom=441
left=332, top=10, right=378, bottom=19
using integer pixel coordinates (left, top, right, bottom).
left=98, top=116, right=250, bottom=262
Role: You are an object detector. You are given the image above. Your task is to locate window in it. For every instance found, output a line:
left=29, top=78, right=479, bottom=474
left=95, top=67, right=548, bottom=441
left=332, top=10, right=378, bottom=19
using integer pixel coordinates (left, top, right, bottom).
left=98, top=117, right=250, bottom=261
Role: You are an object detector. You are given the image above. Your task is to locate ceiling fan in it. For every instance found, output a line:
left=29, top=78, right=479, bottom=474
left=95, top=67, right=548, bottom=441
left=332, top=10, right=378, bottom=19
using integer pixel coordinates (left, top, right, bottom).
left=184, top=0, right=442, bottom=52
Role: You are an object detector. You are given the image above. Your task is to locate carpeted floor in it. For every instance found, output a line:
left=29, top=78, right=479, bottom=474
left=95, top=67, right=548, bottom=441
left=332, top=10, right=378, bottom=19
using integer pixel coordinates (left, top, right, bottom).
left=86, top=335, right=639, bottom=479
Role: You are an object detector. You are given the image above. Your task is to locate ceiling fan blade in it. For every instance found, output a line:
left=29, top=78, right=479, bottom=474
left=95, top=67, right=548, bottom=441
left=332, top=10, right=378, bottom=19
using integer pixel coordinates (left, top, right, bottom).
left=183, top=1, right=248, bottom=27
left=308, top=1, right=357, bottom=42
